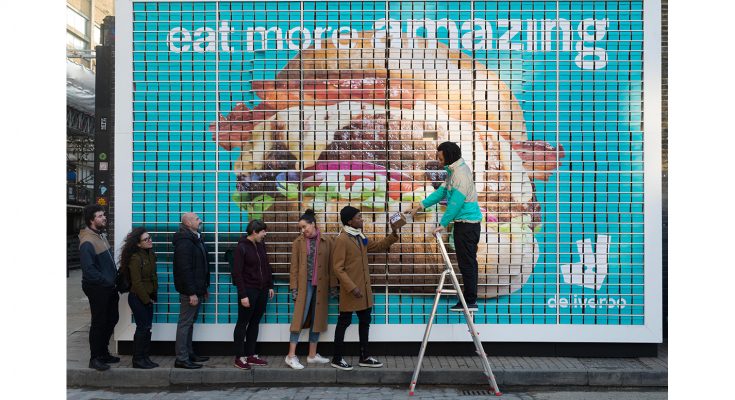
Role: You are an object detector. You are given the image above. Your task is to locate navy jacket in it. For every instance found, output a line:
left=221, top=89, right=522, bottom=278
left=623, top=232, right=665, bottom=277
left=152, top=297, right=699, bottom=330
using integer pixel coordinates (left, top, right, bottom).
left=79, top=227, right=116, bottom=288
left=172, top=227, right=211, bottom=296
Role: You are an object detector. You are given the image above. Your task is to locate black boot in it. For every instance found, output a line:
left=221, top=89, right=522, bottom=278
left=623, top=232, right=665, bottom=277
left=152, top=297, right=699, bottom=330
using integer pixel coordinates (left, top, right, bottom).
left=133, top=332, right=154, bottom=369
left=89, top=358, right=110, bottom=371
left=133, top=357, right=153, bottom=369
left=143, top=331, right=159, bottom=368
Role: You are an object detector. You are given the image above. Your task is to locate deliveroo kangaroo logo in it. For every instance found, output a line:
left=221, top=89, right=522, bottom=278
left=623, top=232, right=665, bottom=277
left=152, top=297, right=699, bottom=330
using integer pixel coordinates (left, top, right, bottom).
left=560, top=235, right=610, bottom=291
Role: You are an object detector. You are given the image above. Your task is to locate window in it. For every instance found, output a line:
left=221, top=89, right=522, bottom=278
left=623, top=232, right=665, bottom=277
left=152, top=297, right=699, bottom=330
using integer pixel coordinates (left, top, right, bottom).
left=67, top=6, right=88, bottom=37
left=67, top=32, right=87, bottom=51
left=93, top=25, right=101, bottom=46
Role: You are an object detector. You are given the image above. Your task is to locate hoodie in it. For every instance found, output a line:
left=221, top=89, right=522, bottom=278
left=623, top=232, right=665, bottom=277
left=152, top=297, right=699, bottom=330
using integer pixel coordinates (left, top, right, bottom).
left=79, top=227, right=116, bottom=288
left=231, top=236, right=273, bottom=299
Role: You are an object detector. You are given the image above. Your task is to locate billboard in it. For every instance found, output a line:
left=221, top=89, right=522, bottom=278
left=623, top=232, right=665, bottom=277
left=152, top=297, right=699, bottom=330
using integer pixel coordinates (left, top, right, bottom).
left=115, top=0, right=662, bottom=343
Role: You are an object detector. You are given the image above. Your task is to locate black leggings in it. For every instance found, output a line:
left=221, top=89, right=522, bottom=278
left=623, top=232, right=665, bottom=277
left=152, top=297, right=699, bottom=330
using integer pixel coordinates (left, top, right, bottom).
left=233, top=288, right=268, bottom=357
left=333, top=308, right=372, bottom=359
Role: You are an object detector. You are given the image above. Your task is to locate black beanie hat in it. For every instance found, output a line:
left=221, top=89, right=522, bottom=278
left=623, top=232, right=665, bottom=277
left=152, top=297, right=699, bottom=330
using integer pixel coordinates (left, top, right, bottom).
left=340, top=206, right=360, bottom=225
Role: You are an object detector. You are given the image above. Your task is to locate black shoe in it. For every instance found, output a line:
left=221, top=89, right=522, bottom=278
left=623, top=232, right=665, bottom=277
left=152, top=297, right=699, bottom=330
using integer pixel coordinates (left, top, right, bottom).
left=144, top=356, right=160, bottom=368
left=450, top=302, right=478, bottom=312
left=89, top=358, right=110, bottom=371
left=330, top=358, right=353, bottom=371
left=189, top=354, right=210, bottom=363
left=100, top=354, right=121, bottom=363
left=358, top=356, right=384, bottom=368
left=133, top=357, right=154, bottom=369
left=175, top=359, right=203, bottom=369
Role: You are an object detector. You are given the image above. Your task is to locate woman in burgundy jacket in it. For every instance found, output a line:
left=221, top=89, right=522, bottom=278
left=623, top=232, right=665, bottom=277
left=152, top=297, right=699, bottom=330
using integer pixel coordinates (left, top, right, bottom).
left=231, top=219, right=274, bottom=370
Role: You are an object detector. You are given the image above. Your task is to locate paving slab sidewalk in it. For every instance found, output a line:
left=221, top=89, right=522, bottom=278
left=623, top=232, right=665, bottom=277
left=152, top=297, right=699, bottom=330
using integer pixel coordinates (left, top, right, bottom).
left=66, top=270, right=667, bottom=389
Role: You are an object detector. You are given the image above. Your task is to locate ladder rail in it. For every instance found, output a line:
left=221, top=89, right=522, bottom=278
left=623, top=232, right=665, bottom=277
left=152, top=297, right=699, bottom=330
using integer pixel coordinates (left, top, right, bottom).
left=438, top=235, right=473, bottom=324
left=408, top=232, right=502, bottom=396
left=409, top=270, right=448, bottom=391
left=438, top=234, right=500, bottom=390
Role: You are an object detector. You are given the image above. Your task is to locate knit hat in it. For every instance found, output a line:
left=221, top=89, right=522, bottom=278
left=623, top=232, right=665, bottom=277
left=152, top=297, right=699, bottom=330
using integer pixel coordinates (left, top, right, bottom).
left=340, top=206, right=360, bottom=225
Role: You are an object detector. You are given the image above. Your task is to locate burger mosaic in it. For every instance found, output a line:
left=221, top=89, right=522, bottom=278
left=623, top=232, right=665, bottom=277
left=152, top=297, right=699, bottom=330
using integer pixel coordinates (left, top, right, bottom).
left=210, top=31, right=565, bottom=299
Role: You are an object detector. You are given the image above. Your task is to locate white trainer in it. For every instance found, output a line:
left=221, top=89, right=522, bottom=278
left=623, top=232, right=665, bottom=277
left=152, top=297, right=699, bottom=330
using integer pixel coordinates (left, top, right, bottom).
left=284, top=355, right=304, bottom=370
left=306, top=353, right=330, bottom=364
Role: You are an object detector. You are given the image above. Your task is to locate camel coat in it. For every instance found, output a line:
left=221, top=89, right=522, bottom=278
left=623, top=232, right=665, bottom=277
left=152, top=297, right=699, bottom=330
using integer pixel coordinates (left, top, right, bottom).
left=331, top=231, right=398, bottom=312
left=289, top=234, right=336, bottom=333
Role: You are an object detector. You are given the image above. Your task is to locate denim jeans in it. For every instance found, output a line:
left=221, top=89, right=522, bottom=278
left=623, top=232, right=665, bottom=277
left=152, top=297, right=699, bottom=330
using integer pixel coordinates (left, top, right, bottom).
left=289, top=285, right=320, bottom=344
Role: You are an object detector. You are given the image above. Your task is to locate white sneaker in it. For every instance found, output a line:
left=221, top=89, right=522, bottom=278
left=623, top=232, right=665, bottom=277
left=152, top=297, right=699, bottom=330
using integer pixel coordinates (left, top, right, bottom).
left=307, top=353, right=330, bottom=364
left=284, top=355, right=304, bottom=370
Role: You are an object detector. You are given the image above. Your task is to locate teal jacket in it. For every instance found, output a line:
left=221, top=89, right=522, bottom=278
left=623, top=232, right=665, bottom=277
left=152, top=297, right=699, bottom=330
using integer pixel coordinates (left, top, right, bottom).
left=421, top=158, right=483, bottom=228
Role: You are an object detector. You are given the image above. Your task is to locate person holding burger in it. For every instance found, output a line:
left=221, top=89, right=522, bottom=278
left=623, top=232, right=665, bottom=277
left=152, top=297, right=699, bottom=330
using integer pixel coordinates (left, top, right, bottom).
left=406, top=141, right=482, bottom=312
left=330, top=206, right=400, bottom=370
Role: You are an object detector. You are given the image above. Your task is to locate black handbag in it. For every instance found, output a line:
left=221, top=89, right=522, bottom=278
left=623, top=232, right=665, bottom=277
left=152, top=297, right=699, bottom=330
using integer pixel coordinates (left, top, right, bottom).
left=115, top=266, right=131, bottom=293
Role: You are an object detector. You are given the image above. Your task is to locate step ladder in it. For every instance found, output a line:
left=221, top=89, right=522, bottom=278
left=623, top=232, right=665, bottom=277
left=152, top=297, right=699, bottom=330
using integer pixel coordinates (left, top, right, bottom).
left=408, top=233, right=502, bottom=396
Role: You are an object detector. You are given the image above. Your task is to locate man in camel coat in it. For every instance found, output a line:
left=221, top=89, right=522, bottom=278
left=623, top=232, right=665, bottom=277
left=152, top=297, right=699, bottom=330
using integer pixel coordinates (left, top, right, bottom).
left=330, top=206, right=399, bottom=371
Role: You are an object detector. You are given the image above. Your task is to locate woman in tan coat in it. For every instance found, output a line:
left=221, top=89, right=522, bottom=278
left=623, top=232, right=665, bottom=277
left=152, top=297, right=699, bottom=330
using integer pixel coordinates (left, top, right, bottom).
left=284, top=209, right=337, bottom=370
left=330, top=206, right=399, bottom=371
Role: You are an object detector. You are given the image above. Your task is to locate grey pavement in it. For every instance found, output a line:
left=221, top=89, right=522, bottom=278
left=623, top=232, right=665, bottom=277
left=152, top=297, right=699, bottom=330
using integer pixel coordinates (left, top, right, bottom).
left=67, top=269, right=667, bottom=389
left=67, top=386, right=668, bottom=399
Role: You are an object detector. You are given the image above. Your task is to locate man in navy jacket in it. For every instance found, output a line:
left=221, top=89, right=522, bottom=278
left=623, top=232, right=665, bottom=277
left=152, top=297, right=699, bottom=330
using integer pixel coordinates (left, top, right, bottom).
left=79, top=204, right=119, bottom=371
left=172, top=212, right=212, bottom=369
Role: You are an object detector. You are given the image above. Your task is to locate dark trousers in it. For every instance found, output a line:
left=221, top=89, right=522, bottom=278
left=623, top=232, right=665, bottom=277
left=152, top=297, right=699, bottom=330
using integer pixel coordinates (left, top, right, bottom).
left=453, top=222, right=481, bottom=305
left=175, top=294, right=202, bottom=361
left=128, top=293, right=154, bottom=359
left=333, top=308, right=372, bottom=360
left=233, top=288, right=268, bottom=358
left=128, top=293, right=153, bottom=335
left=82, top=283, right=119, bottom=360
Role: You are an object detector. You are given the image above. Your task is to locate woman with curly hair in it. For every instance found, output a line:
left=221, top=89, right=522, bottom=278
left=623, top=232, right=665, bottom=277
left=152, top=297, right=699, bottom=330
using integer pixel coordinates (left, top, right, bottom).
left=119, top=227, right=159, bottom=369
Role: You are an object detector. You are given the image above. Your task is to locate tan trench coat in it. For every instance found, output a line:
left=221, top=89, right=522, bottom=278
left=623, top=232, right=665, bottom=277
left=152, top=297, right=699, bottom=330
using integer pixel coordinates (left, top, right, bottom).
left=289, top=234, right=336, bottom=333
left=331, top=231, right=398, bottom=312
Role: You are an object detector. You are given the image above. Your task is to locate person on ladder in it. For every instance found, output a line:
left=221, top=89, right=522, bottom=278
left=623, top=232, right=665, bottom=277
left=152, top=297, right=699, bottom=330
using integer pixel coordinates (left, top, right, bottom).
left=406, top=141, right=483, bottom=312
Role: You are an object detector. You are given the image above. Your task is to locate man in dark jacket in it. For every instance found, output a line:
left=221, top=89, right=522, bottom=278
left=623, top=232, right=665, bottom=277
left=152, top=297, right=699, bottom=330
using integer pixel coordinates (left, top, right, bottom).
left=330, top=206, right=399, bottom=371
left=172, top=212, right=211, bottom=369
left=79, top=204, right=119, bottom=371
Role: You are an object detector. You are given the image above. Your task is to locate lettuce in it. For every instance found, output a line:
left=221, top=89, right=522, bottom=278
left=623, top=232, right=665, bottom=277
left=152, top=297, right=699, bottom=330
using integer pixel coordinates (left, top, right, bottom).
left=276, top=181, right=300, bottom=201
left=232, top=192, right=274, bottom=220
